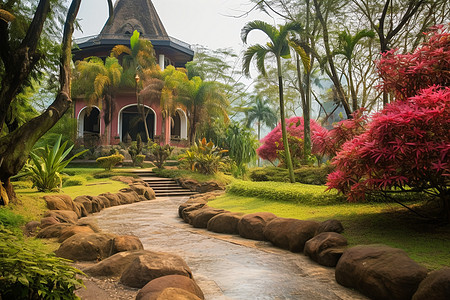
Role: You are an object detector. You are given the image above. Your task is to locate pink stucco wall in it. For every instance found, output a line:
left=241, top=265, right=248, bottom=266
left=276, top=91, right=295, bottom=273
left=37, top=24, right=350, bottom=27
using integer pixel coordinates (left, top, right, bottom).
left=74, top=90, right=167, bottom=146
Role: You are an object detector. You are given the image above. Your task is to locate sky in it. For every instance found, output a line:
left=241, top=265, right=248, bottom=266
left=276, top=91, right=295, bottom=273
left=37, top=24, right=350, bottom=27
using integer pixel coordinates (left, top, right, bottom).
left=74, top=0, right=278, bottom=59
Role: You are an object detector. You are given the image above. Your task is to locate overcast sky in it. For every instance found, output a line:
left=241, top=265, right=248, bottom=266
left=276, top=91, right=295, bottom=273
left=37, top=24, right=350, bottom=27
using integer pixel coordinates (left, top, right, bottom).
left=74, top=0, right=278, bottom=56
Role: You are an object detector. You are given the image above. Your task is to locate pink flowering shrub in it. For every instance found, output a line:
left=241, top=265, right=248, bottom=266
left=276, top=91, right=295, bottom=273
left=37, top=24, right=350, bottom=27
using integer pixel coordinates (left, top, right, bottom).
left=312, top=109, right=368, bottom=158
left=326, top=87, right=450, bottom=204
left=376, top=25, right=450, bottom=100
left=257, top=116, right=325, bottom=163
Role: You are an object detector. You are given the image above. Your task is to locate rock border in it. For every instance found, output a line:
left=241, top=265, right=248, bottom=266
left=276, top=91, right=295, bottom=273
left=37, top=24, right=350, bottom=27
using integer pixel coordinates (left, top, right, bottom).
left=179, top=192, right=450, bottom=300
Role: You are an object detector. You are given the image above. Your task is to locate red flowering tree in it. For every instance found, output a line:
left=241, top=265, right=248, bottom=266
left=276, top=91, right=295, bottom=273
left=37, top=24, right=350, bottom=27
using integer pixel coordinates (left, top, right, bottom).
left=328, top=26, right=450, bottom=221
left=327, top=87, right=449, bottom=218
left=257, top=116, right=325, bottom=165
left=377, top=25, right=450, bottom=100
left=312, top=109, right=368, bottom=158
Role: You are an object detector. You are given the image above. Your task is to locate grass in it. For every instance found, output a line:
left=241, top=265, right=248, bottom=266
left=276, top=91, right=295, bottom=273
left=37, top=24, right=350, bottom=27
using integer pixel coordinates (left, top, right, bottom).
left=209, top=191, right=450, bottom=271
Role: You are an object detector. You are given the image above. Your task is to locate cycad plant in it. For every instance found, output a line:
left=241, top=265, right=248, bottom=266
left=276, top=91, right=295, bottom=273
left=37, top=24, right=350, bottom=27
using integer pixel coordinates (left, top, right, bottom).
left=25, top=135, right=87, bottom=192
left=180, top=138, right=228, bottom=174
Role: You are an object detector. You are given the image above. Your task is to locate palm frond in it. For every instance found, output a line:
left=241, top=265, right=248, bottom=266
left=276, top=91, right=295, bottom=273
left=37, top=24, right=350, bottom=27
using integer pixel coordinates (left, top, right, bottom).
left=241, top=20, right=277, bottom=44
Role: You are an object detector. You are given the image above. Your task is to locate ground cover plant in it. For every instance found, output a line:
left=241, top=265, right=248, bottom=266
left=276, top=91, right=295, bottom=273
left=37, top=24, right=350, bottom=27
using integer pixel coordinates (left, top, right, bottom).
left=208, top=184, right=450, bottom=270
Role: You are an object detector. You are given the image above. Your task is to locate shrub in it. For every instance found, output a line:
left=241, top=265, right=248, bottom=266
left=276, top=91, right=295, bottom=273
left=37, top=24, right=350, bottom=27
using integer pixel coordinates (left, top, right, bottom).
left=227, top=180, right=344, bottom=205
left=250, top=165, right=334, bottom=185
left=15, top=135, right=87, bottom=192
left=0, top=225, right=84, bottom=299
left=327, top=86, right=450, bottom=214
left=62, top=175, right=87, bottom=187
left=96, top=153, right=124, bottom=170
left=257, top=116, right=325, bottom=164
left=147, top=143, right=173, bottom=169
left=179, top=138, right=228, bottom=175
left=128, top=134, right=144, bottom=166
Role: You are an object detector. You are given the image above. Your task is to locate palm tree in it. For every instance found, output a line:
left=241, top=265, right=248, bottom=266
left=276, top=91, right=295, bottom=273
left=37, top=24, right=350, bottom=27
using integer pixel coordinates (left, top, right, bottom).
left=177, top=76, right=229, bottom=144
left=245, top=95, right=278, bottom=142
left=241, top=20, right=302, bottom=183
left=72, top=56, right=123, bottom=144
left=334, top=29, right=375, bottom=111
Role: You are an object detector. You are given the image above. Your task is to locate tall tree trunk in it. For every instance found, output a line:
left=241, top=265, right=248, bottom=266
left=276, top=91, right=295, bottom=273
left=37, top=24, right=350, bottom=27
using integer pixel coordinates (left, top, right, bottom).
left=348, top=61, right=358, bottom=111
left=257, top=121, right=261, bottom=167
left=277, top=56, right=295, bottom=183
left=0, top=0, right=82, bottom=200
left=313, top=0, right=352, bottom=118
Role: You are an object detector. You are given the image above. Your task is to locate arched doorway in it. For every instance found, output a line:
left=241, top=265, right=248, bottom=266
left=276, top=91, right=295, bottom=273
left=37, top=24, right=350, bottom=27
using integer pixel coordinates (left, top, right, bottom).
left=77, top=106, right=101, bottom=147
left=171, top=109, right=188, bottom=141
left=119, top=105, right=155, bottom=143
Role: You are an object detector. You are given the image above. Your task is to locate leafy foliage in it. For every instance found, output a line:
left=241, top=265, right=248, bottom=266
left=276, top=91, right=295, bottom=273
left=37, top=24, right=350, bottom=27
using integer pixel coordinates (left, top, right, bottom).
left=312, top=109, right=368, bottom=158
left=147, top=143, right=174, bottom=169
left=249, top=165, right=334, bottom=185
left=376, top=25, right=450, bottom=100
left=19, top=136, right=87, bottom=192
left=96, top=153, right=124, bottom=171
left=227, top=179, right=344, bottom=205
left=128, top=134, right=143, bottom=166
left=327, top=86, right=450, bottom=204
left=257, top=116, right=325, bottom=163
left=0, top=225, right=84, bottom=300
left=179, top=138, right=228, bottom=174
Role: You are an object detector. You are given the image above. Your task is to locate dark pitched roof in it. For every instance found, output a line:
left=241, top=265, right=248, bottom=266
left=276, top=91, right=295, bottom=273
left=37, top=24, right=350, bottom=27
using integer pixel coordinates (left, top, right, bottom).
left=100, top=0, right=168, bottom=39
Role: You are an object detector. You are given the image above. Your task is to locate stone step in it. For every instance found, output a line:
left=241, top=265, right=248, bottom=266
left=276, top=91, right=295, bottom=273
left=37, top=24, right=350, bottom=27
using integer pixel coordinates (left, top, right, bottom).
left=154, top=191, right=198, bottom=197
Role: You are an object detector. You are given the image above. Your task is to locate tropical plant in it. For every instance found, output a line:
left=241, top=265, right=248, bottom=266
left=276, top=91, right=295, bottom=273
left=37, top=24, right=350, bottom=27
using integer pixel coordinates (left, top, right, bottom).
left=241, top=20, right=305, bottom=183
left=223, top=122, right=258, bottom=177
left=147, top=142, right=174, bottom=169
left=179, top=138, right=228, bottom=174
left=333, top=29, right=375, bottom=111
left=244, top=95, right=278, bottom=142
left=177, top=77, right=229, bottom=144
left=0, top=225, right=84, bottom=299
left=72, top=55, right=123, bottom=144
left=19, top=135, right=87, bottom=192
left=128, top=134, right=143, bottom=166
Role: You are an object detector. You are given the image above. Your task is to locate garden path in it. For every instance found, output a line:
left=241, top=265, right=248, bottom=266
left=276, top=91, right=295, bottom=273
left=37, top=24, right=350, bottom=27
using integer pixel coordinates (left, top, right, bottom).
left=92, top=196, right=367, bottom=300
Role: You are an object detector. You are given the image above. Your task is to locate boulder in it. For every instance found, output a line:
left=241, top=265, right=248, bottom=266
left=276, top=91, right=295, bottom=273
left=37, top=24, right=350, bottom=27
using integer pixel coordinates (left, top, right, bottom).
left=178, top=199, right=207, bottom=218
left=89, top=196, right=105, bottom=213
left=44, top=210, right=78, bottom=224
left=335, top=245, right=428, bottom=300
left=304, top=232, right=348, bottom=267
left=263, top=218, right=320, bottom=252
left=99, top=192, right=121, bottom=206
left=24, top=221, right=40, bottom=236
left=40, top=216, right=60, bottom=229
left=73, top=201, right=88, bottom=218
left=129, top=184, right=156, bottom=200
left=136, top=275, right=204, bottom=300
left=84, top=250, right=150, bottom=278
left=120, top=252, right=193, bottom=288
left=96, top=195, right=111, bottom=208
left=36, top=223, right=72, bottom=238
left=207, top=212, right=243, bottom=234
left=151, top=288, right=202, bottom=300
left=196, top=181, right=224, bottom=193
left=315, top=219, right=344, bottom=235
left=413, top=267, right=450, bottom=300
left=43, top=194, right=74, bottom=211
left=116, top=191, right=139, bottom=205
left=112, top=235, right=144, bottom=254
left=76, top=218, right=101, bottom=233
left=189, top=208, right=226, bottom=228
left=111, top=176, right=134, bottom=184
left=55, top=233, right=116, bottom=261
left=181, top=203, right=208, bottom=223
left=238, top=212, right=277, bottom=241
left=73, top=195, right=93, bottom=214
left=57, top=225, right=95, bottom=243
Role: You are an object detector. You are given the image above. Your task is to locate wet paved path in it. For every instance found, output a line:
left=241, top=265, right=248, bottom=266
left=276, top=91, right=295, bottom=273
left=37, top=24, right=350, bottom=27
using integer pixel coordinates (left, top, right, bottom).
left=93, top=196, right=367, bottom=300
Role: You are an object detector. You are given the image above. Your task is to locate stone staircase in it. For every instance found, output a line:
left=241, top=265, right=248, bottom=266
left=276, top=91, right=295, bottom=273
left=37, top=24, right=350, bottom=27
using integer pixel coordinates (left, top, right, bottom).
left=131, top=170, right=198, bottom=197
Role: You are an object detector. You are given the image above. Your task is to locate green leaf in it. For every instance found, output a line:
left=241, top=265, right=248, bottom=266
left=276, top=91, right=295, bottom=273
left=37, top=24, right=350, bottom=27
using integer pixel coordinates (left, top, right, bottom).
left=130, top=30, right=140, bottom=51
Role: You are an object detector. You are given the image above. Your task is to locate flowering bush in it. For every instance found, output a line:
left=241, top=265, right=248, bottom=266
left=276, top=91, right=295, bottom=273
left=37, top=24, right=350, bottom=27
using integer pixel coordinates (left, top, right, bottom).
left=376, top=25, right=450, bottom=100
left=257, top=116, right=325, bottom=163
left=312, top=109, right=368, bottom=158
left=326, top=87, right=449, bottom=205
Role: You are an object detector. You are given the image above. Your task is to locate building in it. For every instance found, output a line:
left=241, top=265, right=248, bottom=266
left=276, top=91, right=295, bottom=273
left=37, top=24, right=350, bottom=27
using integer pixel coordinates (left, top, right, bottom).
left=73, top=0, right=193, bottom=146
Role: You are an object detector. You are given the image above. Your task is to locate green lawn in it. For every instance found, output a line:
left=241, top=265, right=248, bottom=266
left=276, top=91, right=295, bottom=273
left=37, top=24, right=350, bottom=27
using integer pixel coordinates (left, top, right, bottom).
left=209, top=190, right=450, bottom=271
